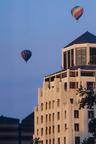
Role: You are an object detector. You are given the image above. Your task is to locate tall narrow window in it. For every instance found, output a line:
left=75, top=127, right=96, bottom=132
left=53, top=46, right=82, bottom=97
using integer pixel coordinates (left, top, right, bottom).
left=57, top=99, right=60, bottom=107
left=64, top=137, right=66, bottom=144
left=57, top=125, right=60, bottom=133
left=74, top=123, right=79, bottom=131
left=64, top=52, right=67, bottom=69
left=58, top=137, right=60, bottom=144
left=71, top=49, right=74, bottom=66
left=90, top=47, right=96, bottom=64
left=68, top=50, right=70, bottom=68
left=57, top=112, right=60, bottom=120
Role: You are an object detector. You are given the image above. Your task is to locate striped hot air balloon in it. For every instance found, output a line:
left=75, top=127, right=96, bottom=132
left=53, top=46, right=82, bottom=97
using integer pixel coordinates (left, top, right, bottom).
left=21, top=50, right=32, bottom=62
left=71, top=6, right=84, bottom=20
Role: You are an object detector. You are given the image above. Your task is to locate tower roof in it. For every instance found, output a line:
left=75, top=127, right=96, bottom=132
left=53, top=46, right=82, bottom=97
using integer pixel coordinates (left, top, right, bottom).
left=64, top=31, right=96, bottom=48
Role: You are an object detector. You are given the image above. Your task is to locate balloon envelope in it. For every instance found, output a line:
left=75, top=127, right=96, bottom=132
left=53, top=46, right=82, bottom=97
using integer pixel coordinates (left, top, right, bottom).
left=71, top=6, right=84, bottom=20
left=21, top=50, right=32, bottom=62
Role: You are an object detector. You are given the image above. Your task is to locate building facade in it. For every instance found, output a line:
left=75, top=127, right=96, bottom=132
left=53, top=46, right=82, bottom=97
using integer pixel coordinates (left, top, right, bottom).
left=34, top=32, right=96, bottom=144
left=0, top=116, right=20, bottom=144
left=0, top=113, right=34, bottom=144
left=21, top=112, right=34, bottom=144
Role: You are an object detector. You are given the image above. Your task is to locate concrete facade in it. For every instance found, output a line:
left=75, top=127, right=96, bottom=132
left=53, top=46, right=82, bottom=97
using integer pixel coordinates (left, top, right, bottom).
left=34, top=32, right=96, bottom=144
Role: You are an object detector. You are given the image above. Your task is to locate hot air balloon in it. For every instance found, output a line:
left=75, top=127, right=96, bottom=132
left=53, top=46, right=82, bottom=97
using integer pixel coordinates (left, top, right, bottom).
left=71, top=6, right=84, bottom=20
left=21, top=50, right=32, bottom=62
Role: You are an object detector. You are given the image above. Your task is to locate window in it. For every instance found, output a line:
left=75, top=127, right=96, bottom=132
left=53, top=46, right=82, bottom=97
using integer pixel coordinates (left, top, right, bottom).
left=88, top=111, right=94, bottom=119
left=57, top=125, right=60, bottom=133
left=75, top=136, right=80, bottom=144
left=57, top=99, right=60, bottom=107
left=64, top=110, right=67, bottom=119
left=57, top=112, right=60, bottom=120
left=46, top=127, right=48, bottom=135
left=49, top=114, right=51, bottom=122
left=49, top=139, right=51, bottom=144
left=64, top=52, right=67, bottom=69
left=76, top=48, right=86, bottom=65
left=52, top=100, right=55, bottom=108
left=74, top=110, right=79, bottom=118
left=64, top=82, right=67, bottom=90
left=41, top=128, right=43, bottom=136
left=49, top=127, right=51, bottom=134
left=90, top=47, right=96, bottom=64
left=87, top=82, right=94, bottom=89
left=46, top=114, right=48, bottom=122
left=70, top=98, right=73, bottom=104
left=64, top=123, right=68, bottom=131
left=46, top=140, right=48, bottom=144
left=53, top=125, right=55, bottom=133
left=58, top=137, right=60, bottom=144
left=52, top=113, right=54, bottom=121
left=41, top=103, right=43, bottom=111
left=74, top=123, right=79, bottom=132
left=71, top=49, right=74, bottom=66
left=53, top=138, right=55, bottom=144
left=41, top=115, right=43, bottom=124
left=64, top=137, right=66, bottom=144
left=68, top=50, right=70, bottom=68
left=49, top=101, right=51, bottom=109
left=70, top=82, right=78, bottom=89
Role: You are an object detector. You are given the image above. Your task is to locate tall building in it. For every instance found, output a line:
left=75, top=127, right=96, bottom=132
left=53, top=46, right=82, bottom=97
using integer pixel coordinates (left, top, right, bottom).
left=34, top=32, right=96, bottom=144
left=21, top=112, right=34, bottom=144
left=0, top=116, right=20, bottom=144
left=0, top=113, right=34, bottom=144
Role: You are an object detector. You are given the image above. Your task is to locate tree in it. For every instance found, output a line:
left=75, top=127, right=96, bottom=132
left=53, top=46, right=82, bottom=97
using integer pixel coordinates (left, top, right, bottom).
left=77, top=85, right=96, bottom=144
left=31, top=138, right=41, bottom=144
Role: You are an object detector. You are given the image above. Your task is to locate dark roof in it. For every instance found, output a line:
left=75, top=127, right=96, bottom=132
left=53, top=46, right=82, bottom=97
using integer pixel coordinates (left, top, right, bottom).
left=0, top=115, right=19, bottom=124
left=64, top=31, right=96, bottom=48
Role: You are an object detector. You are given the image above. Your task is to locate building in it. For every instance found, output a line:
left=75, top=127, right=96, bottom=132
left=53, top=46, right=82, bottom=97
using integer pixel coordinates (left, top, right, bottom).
left=0, top=116, right=20, bottom=144
left=34, top=31, right=96, bottom=144
left=0, top=113, right=34, bottom=144
left=21, top=112, right=34, bottom=144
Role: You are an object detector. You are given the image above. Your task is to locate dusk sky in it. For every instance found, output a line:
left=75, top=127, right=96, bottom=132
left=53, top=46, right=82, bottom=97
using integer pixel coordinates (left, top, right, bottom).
left=0, top=0, right=96, bottom=120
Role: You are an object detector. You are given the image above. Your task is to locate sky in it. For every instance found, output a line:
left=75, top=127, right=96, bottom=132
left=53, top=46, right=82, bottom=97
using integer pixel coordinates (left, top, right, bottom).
left=0, top=0, right=96, bottom=120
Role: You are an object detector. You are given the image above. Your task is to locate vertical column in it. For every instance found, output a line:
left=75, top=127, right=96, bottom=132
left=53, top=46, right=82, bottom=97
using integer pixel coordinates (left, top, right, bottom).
left=74, top=48, right=76, bottom=66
